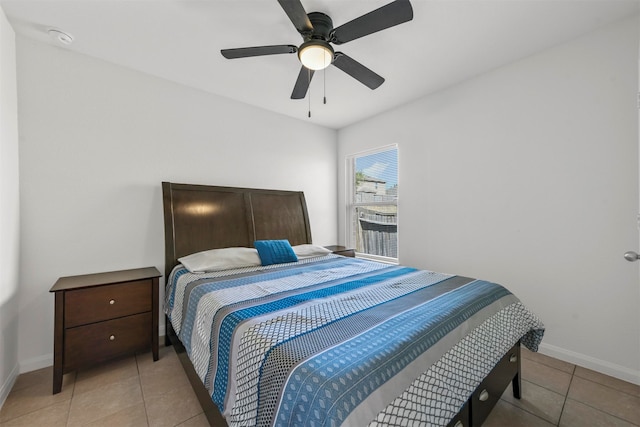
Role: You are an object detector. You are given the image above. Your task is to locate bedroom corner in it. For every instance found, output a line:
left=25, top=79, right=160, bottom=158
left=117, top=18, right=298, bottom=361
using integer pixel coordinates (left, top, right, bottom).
left=0, top=2, right=20, bottom=409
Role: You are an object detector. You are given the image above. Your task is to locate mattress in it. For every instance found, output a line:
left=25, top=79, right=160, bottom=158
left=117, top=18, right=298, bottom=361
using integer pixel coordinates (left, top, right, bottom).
left=165, top=254, right=544, bottom=426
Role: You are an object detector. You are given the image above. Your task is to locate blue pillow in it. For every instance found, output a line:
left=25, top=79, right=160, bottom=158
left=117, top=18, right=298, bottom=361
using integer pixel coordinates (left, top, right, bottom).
left=254, top=240, right=298, bottom=266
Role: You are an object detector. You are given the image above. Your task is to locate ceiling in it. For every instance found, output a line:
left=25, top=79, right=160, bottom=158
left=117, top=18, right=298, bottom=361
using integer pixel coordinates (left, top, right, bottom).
left=1, top=0, right=638, bottom=129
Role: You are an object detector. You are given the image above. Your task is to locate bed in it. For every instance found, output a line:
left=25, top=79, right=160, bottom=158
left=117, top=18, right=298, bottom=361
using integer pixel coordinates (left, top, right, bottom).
left=161, top=181, right=544, bottom=427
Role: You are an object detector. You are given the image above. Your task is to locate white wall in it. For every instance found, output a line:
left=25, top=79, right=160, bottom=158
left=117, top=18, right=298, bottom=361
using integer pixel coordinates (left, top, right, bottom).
left=15, top=38, right=337, bottom=372
left=0, top=5, right=20, bottom=405
left=338, top=16, right=640, bottom=384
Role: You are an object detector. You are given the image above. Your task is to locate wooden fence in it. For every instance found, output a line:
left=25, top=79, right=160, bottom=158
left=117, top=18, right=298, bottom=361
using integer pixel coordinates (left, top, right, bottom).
left=356, top=207, right=397, bottom=258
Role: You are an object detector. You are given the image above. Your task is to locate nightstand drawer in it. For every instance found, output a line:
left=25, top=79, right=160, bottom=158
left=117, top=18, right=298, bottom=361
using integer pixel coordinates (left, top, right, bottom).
left=65, top=279, right=152, bottom=327
left=64, top=312, right=152, bottom=370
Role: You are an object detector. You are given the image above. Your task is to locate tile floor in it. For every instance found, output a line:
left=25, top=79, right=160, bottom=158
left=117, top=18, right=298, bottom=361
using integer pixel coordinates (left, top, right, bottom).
left=0, top=344, right=638, bottom=426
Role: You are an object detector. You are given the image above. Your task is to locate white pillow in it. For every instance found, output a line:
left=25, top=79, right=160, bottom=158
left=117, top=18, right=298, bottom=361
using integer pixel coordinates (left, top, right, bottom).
left=292, top=244, right=332, bottom=259
left=178, top=247, right=261, bottom=273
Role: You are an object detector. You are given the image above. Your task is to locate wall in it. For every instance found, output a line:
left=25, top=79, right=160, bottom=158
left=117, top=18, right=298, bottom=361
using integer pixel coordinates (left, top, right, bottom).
left=338, top=16, right=640, bottom=384
left=15, top=38, right=337, bottom=372
left=0, top=6, right=20, bottom=405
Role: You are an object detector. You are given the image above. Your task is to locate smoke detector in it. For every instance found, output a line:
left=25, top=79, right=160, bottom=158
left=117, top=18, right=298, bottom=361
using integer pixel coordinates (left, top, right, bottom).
left=48, top=28, right=73, bottom=45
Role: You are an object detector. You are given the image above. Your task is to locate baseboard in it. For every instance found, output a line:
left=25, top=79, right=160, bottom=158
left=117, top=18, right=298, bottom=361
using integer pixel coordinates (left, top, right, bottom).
left=539, top=342, right=640, bottom=386
left=0, top=363, right=19, bottom=409
left=18, top=353, right=52, bottom=374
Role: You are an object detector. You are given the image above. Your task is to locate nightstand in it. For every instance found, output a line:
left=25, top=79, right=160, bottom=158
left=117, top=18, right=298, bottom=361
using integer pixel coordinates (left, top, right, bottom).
left=49, top=266, right=161, bottom=394
left=324, top=245, right=356, bottom=257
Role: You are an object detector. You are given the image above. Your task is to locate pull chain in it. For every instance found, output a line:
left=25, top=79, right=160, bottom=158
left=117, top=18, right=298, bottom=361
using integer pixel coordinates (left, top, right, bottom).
left=308, top=68, right=311, bottom=118
left=323, top=56, right=327, bottom=104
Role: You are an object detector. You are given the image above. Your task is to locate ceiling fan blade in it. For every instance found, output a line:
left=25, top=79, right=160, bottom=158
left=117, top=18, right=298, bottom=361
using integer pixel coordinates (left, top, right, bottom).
left=291, top=66, right=315, bottom=99
left=221, top=45, right=297, bottom=59
left=278, top=0, right=313, bottom=34
left=331, top=0, right=413, bottom=45
left=332, top=52, right=384, bottom=90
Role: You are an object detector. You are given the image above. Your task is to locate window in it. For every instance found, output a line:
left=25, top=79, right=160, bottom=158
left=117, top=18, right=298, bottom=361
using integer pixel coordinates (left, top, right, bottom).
left=346, top=146, right=398, bottom=262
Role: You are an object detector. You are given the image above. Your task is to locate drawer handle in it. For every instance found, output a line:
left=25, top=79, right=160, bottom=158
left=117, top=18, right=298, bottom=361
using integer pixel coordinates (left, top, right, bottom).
left=109, top=335, right=115, bottom=341
left=109, top=299, right=115, bottom=305
left=454, top=421, right=464, bottom=427
left=479, top=389, right=489, bottom=402
left=509, top=354, right=518, bottom=363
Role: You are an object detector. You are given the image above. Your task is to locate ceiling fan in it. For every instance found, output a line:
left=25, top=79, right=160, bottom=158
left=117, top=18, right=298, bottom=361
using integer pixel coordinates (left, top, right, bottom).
left=221, top=0, right=413, bottom=100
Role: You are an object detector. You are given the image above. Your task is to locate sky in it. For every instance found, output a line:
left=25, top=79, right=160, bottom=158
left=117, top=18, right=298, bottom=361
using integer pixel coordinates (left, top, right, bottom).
left=355, top=148, right=398, bottom=188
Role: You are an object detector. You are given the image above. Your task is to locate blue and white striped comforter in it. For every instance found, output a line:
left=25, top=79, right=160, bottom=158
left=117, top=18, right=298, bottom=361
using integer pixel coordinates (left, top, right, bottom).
left=165, top=254, right=544, bottom=427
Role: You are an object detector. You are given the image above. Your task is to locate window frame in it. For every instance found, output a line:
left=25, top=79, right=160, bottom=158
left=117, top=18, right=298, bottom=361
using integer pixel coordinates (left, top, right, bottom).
left=345, top=144, right=399, bottom=264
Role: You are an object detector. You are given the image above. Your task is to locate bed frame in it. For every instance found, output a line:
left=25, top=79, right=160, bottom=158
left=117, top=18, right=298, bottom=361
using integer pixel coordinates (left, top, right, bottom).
left=162, top=182, right=313, bottom=424
left=161, top=181, right=521, bottom=427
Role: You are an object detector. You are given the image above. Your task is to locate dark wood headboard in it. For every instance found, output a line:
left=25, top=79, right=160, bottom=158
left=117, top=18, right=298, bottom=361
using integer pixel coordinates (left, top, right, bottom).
left=162, top=182, right=312, bottom=278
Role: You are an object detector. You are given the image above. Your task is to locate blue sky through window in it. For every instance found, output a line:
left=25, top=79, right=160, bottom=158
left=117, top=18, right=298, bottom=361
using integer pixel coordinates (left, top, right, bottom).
left=355, top=148, right=398, bottom=188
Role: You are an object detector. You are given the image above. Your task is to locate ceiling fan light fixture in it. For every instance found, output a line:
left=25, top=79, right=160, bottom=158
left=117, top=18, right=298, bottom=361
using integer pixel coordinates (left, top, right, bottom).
left=298, top=41, right=333, bottom=71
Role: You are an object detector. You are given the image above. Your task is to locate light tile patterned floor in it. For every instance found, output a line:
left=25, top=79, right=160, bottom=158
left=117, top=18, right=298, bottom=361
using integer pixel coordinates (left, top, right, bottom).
left=0, top=345, right=638, bottom=426
left=486, top=349, right=640, bottom=427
